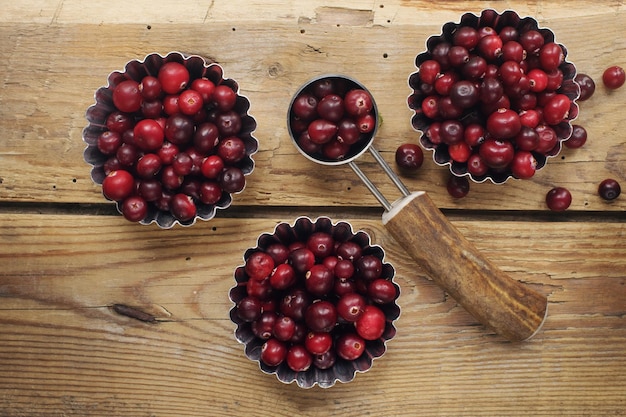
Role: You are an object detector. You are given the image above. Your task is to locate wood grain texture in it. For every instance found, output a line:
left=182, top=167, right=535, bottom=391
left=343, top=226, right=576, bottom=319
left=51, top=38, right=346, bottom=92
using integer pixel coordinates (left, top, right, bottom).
left=0, top=1, right=625, bottom=416
left=0, top=213, right=625, bottom=416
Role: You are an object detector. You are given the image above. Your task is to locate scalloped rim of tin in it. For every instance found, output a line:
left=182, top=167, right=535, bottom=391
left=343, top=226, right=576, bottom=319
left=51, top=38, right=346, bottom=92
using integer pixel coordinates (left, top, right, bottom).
left=228, top=216, right=401, bottom=389
left=407, top=9, right=581, bottom=184
left=82, top=51, right=259, bottom=228
left=287, top=74, right=379, bottom=166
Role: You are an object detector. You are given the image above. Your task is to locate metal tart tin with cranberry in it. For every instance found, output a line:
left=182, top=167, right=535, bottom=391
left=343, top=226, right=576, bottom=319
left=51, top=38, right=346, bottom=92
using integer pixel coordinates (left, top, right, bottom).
left=83, top=51, right=258, bottom=228
left=408, top=9, right=581, bottom=184
left=229, top=217, right=401, bottom=389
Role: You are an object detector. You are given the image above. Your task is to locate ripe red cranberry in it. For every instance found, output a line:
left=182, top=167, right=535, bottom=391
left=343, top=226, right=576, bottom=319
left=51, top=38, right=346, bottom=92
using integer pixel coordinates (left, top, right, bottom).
left=199, top=181, right=222, bottom=205
left=336, top=333, right=366, bottom=360
left=602, top=65, right=625, bottom=89
left=304, top=300, right=337, bottom=333
left=121, top=195, right=148, bottom=222
left=178, top=89, right=204, bottom=115
left=355, top=305, right=386, bottom=340
left=113, top=80, right=142, bottom=113
left=336, top=241, right=362, bottom=261
left=574, top=73, right=596, bottom=100
left=486, top=108, right=521, bottom=139
left=446, top=174, right=470, bottom=198
left=137, top=179, right=162, bottom=202
left=280, top=288, right=311, bottom=321
left=245, top=251, right=275, bottom=281
left=252, top=311, right=277, bottom=340
left=292, top=93, right=319, bottom=120
left=336, top=292, right=366, bottom=322
left=236, top=296, right=262, bottom=322
left=452, top=26, right=479, bottom=49
left=308, top=119, right=338, bottom=144
left=259, top=338, right=287, bottom=367
left=510, top=150, right=537, bottom=179
left=598, top=179, right=621, bottom=201
left=449, top=80, right=479, bottom=108
left=286, top=345, right=312, bottom=372
left=447, top=45, right=470, bottom=67
left=213, top=85, right=237, bottom=111
left=513, top=126, right=539, bottom=151
left=355, top=255, right=382, bottom=281
left=317, top=94, right=345, bottom=122
left=565, top=124, right=587, bottom=149
left=158, top=62, right=189, bottom=94
left=139, top=75, right=162, bottom=100
left=418, top=59, right=441, bottom=84
left=534, top=124, right=559, bottom=154
left=306, top=232, right=335, bottom=258
left=546, top=187, right=572, bottom=211
left=190, top=77, right=215, bottom=102
left=357, top=113, right=376, bottom=133
left=219, top=166, right=246, bottom=193
left=102, top=170, right=135, bottom=202
left=395, top=143, right=424, bottom=170
left=269, top=263, right=296, bottom=290
left=106, top=111, right=134, bottom=133
left=440, top=120, right=464, bottom=144
left=477, top=34, right=503, bottom=60
left=448, top=141, right=471, bottom=163
left=289, top=247, right=316, bottom=274
left=322, top=139, right=350, bottom=160
left=97, top=131, right=123, bottom=155
left=304, top=331, right=333, bottom=355
left=265, top=243, right=290, bottom=265
left=305, top=264, right=334, bottom=296
left=313, top=349, right=336, bottom=370
left=273, top=316, right=296, bottom=342
left=519, top=30, right=544, bottom=55
left=467, top=153, right=488, bottom=177
left=344, top=89, right=374, bottom=116
left=538, top=42, right=564, bottom=72
left=368, top=279, right=397, bottom=304
left=479, top=138, right=515, bottom=169
left=543, top=94, right=571, bottom=125
left=169, top=193, right=197, bottom=221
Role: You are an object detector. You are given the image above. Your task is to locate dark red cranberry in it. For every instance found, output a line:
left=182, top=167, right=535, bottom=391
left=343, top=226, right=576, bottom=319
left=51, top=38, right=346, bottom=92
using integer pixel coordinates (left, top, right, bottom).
left=236, top=296, right=262, bottom=322
left=574, top=73, right=596, bottom=101
left=598, top=179, right=621, bottom=201
left=317, top=94, right=345, bottom=122
left=304, top=300, right=337, bottom=333
left=395, top=143, right=424, bottom=170
left=305, top=264, right=334, bottom=296
left=565, top=124, right=587, bottom=149
left=252, top=311, right=277, bottom=340
left=546, top=187, right=572, bottom=211
left=336, top=293, right=366, bottom=322
left=219, top=166, right=245, bottom=193
left=260, top=338, right=287, bottom=367
left=355, top=255, right=382, bottom=281
left=446, top=174, right=470, bottom=198
left=280, top=288, right=311, bottom=322
left=336, top=333, right=366, bottom=360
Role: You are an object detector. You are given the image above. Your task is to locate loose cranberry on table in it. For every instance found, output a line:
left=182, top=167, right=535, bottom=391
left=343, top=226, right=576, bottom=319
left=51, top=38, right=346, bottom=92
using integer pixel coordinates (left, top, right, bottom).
left=446, top=174, right=470, bottom=198
left=602, top=65, right=625, bottom=90
left=546, top=186, right=572, bottom=211
left=395, top=143, right=424, bottom=171
left=598, top=179, right=621, bottom=201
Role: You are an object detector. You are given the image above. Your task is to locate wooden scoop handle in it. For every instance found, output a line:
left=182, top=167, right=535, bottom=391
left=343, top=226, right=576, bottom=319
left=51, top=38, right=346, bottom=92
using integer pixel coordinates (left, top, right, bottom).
left=382, top=192, right=547, bottom=342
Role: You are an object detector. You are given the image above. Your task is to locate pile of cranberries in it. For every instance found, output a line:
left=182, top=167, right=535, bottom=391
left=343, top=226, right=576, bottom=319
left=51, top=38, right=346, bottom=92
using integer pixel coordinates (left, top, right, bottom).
left=288, top=76, right=377, bottom=163
left=229, top=218, right=399, bottom=387
left=408, top=9, right=579, bottom=183
left=84, top=53, right=257, bottom=226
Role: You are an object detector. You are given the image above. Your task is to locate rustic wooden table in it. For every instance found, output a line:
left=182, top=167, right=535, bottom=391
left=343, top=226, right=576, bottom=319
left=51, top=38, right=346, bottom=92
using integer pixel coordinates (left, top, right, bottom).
left=1, top=1, right=625, bottom=416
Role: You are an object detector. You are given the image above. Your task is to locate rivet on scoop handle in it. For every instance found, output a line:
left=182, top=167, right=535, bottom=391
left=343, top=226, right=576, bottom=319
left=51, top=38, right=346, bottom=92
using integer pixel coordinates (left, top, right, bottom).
left=382, top=192, right=548, bottom=342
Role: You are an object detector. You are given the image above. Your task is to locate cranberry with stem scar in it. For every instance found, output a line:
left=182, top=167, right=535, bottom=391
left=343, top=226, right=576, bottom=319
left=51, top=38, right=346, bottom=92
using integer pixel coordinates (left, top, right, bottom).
left=598, top=179, right=621, bottom=201
left=395, top=143, right=424, bottom=170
